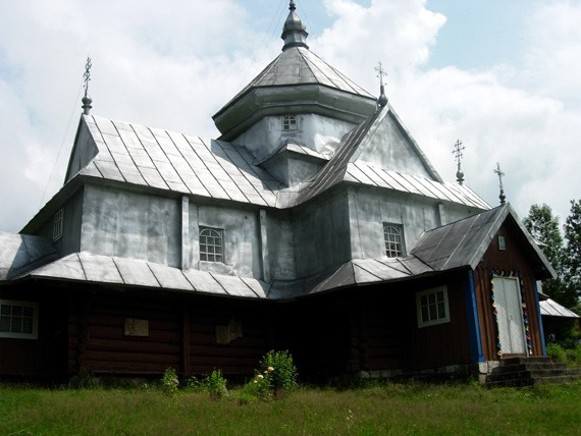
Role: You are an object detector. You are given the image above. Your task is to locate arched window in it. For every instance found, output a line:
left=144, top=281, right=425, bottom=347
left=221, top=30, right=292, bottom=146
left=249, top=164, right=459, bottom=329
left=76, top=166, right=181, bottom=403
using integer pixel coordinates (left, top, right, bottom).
left=383, top=223, right=404, bottom=257
left=199, top=227, right=224, bottom=263
left=282, top=114, right=298, bottom=131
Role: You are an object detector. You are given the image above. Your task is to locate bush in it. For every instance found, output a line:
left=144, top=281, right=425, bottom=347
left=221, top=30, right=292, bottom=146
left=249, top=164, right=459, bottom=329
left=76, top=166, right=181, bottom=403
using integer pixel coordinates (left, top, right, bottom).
left=244, top=350, right=298, bottom=400
left=161, top=367, right=179, bottom=396
left=547, top=343, right=567, bottom=364
left=565, top=346, right=581, bottom=367
left=204, top=369, right=228, bottom=399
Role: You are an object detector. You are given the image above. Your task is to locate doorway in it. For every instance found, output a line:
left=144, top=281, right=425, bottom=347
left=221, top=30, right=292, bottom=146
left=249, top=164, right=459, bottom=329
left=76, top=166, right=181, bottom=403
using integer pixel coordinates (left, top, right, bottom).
left=492, top=276, right=527, bottom=356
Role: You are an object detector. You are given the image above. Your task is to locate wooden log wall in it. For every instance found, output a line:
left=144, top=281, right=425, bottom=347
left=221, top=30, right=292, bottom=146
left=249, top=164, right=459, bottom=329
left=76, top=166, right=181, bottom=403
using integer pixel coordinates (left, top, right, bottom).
left=67, top=290, right=271, bottom=377
left=0, top=286, right=67, bottom=378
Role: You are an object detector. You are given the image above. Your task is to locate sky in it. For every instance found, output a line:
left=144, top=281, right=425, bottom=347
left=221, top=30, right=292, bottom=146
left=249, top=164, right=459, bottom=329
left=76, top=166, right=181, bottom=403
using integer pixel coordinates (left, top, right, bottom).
left=0, top=0, right=580, bottom=233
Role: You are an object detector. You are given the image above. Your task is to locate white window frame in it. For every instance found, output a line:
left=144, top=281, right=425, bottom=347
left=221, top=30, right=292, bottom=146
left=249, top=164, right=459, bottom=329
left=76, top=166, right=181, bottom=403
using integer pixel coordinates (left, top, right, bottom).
left=383, top=223, right=405, bottom=257
left=0, top=299, right=39, bottom=339
left=199, top=226, right=225, bottom=263
left=416, top=286, right=450, bottom=328
left=53, top=208, right=64, bottom=242
left=282, top=114, right=299, bottom=131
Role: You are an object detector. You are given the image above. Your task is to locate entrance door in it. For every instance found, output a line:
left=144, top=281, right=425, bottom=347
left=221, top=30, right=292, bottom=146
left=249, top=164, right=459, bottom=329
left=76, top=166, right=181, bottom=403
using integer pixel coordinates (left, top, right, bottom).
left=492, top=276, right=527, bottom=356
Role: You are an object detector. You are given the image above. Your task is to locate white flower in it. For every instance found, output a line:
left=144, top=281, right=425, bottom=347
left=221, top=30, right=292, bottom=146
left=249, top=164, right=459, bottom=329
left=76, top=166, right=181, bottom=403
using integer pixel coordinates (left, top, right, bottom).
left=267, top=366, right=274, bottom=372
left=257, top=374, right=264, bottom=379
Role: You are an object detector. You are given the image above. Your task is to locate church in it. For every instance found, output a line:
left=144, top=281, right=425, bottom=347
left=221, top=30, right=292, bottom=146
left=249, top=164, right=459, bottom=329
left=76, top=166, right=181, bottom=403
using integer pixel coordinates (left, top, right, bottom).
left=0, top=2, right=556, bottom=382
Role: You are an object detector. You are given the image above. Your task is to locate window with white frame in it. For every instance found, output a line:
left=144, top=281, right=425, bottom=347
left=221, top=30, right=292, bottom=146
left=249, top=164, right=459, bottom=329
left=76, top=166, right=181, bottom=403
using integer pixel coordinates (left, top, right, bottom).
left=383, top=223, right=404, bottom=257
left=199, top=227, right=224, bottom=263
left=416, top=286, right=450, bottom=328
left=282, top=114, right=298, bottom=131
left=0, top=300, right=39, bottom=339
left=53, top=208, right=64, bottom=242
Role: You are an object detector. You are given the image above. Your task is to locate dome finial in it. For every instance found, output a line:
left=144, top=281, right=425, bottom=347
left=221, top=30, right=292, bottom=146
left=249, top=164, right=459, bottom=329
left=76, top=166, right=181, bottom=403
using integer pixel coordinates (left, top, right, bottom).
left=82, top=56, right=93, bottom=115
left=281, top=0, right=309, bottom=51
left=375, top=61, right=388, bottom=109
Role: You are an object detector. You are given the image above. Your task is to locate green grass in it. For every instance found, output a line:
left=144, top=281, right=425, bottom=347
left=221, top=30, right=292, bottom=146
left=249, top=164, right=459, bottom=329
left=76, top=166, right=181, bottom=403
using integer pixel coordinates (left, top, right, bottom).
left=1, top=381, right=580, bottom=435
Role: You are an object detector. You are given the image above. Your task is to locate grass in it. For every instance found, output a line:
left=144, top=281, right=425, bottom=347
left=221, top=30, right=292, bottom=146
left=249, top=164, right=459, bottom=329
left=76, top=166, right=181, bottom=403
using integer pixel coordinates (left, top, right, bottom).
left=1, top=381, right=580, bottom=435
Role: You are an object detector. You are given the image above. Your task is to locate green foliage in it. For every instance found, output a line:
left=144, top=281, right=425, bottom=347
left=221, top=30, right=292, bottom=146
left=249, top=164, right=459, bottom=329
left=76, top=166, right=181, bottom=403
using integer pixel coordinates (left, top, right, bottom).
left=204, top=369, right=228, bottom=399
left=161, top=367, right=179, bottom=396
left=523, top=202, right=581, bottom=309
left=259, top=349, right=298, bottom=392
left=547, top=343, right=581, bottom=368
left=546, top=343, right=568, bottom=364
left=523, top=203, right=564, bottom=268
left=523, top=204, right=569, bottom=303
left=2, top=383, right=581, bottom=434
left=563, top=199, right=581, bottom=307
left=243, top=350, right=299, bottom=401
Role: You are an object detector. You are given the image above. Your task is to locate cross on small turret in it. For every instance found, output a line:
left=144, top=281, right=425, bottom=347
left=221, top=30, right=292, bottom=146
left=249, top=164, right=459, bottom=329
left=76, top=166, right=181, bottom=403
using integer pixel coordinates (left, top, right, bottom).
left=82, top=57, right=93, bottom=115
left=494, top=162, right=506, bottom=205
left=375, top=61, right=388, bottom=108
left=452, top=139, right=465, bottom=185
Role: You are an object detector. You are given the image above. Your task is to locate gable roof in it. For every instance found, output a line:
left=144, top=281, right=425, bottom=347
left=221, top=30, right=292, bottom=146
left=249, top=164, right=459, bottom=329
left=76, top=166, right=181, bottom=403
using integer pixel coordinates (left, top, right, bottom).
left=411, top=203, right=556, bottom=279
left=296, top=105, right=490, bottom=209
left=58, top=113, right=489, bottom=214
left=72, top=115, right=282, bottom=208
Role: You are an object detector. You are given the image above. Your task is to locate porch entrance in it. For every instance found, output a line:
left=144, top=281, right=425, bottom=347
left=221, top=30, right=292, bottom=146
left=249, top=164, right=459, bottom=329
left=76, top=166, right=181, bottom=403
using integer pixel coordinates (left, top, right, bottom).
left=492, top=276, right=527, bottom=356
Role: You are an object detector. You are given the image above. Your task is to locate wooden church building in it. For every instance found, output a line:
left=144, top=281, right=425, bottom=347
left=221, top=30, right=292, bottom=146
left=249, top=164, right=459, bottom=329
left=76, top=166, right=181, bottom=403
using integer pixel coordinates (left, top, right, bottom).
left=0, top=2, right=555, bottom=382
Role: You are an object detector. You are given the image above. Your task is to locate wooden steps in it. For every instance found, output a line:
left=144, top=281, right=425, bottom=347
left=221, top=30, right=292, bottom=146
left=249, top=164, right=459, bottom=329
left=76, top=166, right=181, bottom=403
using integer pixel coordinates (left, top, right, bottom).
left=486, top=357, right=581, bottom=387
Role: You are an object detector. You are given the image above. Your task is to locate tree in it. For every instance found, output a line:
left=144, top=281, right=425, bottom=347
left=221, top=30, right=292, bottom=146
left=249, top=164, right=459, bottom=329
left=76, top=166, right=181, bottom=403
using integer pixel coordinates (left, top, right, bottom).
left=522, top=204, right=568, bottom=304
left=523, top=204, right=564, bottom=268
left=563, top=199, right=581, bottom=309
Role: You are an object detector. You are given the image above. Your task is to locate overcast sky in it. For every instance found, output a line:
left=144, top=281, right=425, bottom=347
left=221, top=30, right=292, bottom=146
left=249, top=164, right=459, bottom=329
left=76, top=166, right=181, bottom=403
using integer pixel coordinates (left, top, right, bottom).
left=1, top=0, right=580, bottom=233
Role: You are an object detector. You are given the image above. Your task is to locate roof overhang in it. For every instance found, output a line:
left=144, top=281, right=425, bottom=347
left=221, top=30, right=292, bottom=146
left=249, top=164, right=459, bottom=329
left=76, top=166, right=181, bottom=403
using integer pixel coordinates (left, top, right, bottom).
left=213, top=84, right=377, bottom=141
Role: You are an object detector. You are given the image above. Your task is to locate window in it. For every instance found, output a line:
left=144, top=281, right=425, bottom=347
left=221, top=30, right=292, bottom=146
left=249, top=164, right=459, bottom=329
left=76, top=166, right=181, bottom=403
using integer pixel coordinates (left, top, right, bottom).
left=53, top=208, right=64, bottom=242
left=199, top=227, right=224, bottom=263
left=282, top=114, right=298, bottom=131
left=383, top=223, right=404, bottom=257
left=416, top=286, right=450, bottom=328
left=0, top=300, right=38, bottom=339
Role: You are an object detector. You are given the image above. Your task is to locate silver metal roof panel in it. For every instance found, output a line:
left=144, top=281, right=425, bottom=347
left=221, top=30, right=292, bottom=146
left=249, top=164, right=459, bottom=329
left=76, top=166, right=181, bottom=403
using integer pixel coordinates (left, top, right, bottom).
left=81, top=253, right=124, bottom=283
left=182, top=269, right=228, bottom=295
left=211, top=274, right=261, bottom=298
left=540, top=298, right=579, bottom=318
left=113, top=257, right=159, bottom=287
left=148, top=262, right=194, bottom=290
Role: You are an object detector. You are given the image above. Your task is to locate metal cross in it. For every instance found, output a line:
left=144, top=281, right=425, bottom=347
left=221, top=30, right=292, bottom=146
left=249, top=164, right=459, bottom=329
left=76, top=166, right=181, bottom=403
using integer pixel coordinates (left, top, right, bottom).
left=83, top=57, right=92, bottom=97
left=375, top=61, right=387, bottom=88
left=452, top=139, right=465, bottom=185
left=494, top=162, right=506, bottom=205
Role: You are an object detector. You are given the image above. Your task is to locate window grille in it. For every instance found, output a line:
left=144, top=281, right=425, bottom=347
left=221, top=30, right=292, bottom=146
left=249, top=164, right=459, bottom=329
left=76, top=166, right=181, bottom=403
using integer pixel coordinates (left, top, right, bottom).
left=416, top=287, right=450, bottom=328
left=282, top=114, right=298, bottom=131
left=53, top=208, right=64, bottom=242
left=0, top=300, right=38, bottom=339
left=199, top=227, right=224, bottom=263
left=383, top=224, right=404, bottom=257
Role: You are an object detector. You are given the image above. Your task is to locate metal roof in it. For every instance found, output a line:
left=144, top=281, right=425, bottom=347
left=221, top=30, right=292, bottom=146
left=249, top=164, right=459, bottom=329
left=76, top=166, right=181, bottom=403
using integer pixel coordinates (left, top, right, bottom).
left=222, top=47, right=374, bottom=111
left=0, top=232, right=57, bottom=280
left=296, top=106, right=490, bottom=209
left=411, top=203, right=556, bottom=279
left=75, top=114, right=489, bottom=212
left=80, top=115, right=281, bottom=207
left=540, top=298, right=580, bottom=318
left=3, top=205, right=556, bottom=299
left=14, top=252, right=270, bottom=299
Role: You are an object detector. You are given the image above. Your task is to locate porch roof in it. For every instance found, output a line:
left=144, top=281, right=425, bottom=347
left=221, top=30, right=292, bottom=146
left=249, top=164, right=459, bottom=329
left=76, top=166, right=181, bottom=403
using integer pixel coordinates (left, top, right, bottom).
left=540, top=298, right=580, bottom=318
